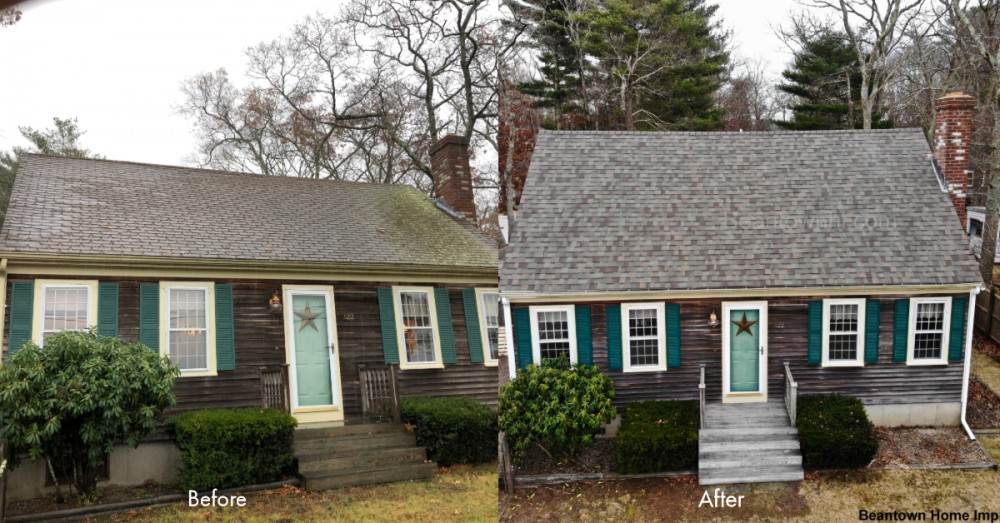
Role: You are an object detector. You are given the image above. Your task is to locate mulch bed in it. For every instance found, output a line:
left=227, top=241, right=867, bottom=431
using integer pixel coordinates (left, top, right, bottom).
left=976, top=334, right=1000, bottom=364
left=968, top=377, right=1000, bottom=429
left=871, top=427, right=991, bottom=468
left=6, top=482, right=179, bottom=517
left=514, top=439, right=616, bottom=475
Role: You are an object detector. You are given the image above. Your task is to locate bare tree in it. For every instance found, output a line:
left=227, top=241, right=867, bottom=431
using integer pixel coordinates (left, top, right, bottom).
left=718, top=57, right=780, bottom=131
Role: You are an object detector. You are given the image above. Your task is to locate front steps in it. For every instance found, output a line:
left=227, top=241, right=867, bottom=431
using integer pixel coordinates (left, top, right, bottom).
left=295, top=424, right=437, bottom=490
left=698, top=402, right=804, bottom=485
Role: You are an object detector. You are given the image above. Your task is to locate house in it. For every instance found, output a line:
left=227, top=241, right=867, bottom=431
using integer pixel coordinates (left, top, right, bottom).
left=0, top=135, right=498, bottom=497
left=500, top=94, right=983, bottom=484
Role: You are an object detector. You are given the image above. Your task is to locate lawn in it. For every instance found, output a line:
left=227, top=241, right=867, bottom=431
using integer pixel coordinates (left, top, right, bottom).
left=97, top=464, right=497, bottom=523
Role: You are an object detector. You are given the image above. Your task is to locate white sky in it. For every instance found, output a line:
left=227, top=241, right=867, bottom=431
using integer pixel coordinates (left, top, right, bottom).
left=0, top=0, right=803, bottom=166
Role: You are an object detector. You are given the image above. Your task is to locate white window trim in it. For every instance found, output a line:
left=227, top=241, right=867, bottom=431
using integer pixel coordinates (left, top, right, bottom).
left=32, top=280, right=99, bottom=346
left=529, top=304, right=577, bottom=365
left=907, top=297, right=952, bottom=366
left=475, top=288, right=499, bottom=367
left=160, top=281, right=217, bottom=377
left=622, top=302, right=667, bottom=373
left=821, top=298, right=866, bottom=368
left=392, top=286, right=444, bottom=370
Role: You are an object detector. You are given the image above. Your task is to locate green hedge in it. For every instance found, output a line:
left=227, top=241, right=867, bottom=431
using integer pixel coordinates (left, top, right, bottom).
left=166, top=408, right=297, bottom=491
left=400, top=396, right=497, bottom=467
left=797, top=395, right=878, bottom=470
left=614, top=400, right=699, bottom=474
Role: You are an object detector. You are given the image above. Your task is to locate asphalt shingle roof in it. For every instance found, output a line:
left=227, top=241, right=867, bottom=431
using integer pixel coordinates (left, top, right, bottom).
left=501, top=129, right=982, bottom=294
left=0, top=155, right=496, bottom=269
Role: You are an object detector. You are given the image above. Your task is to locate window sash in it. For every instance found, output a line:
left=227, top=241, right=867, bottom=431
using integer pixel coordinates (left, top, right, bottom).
left=480, top=291, right=500, bottom=362
left=397, top=289, right=438, bottom=365
left=167, top=287, right=210, bottom=372
left=40, top=285, right=92, bottom=342
left=626, top=307, right=660, bottom=368
left=822, top=299, right=865, bottom=366
left=912, top=301, right=946, bottom=361
left=533, top=308, right=573, bottom=362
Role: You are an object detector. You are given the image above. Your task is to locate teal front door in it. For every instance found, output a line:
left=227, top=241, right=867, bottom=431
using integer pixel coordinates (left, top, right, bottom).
left=290, top=292, right=337, bottom=408
left=729, top=309, right=760, bottom=392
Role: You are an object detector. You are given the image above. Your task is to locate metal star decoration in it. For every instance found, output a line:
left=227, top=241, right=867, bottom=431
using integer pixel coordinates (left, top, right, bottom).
left=295, top=302, right=323, bottom=332
left=732, top=312, right=757, bottom=336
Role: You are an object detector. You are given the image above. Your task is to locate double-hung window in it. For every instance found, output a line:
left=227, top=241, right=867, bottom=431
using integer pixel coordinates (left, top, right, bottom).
left=908, top=297, right=951, bottom=365
left=476, top=289, right=500, bottom=366
left=622, top=303, right=666, bottom=372
left=821, top=299, right=865, bottom=367
left=161, top=282, right=216, bottom=376
left=529, top=305, right=576, bottom=364
left=393, top=286, right=444, bottom=369
left=35, top=280, right=98, bottom=346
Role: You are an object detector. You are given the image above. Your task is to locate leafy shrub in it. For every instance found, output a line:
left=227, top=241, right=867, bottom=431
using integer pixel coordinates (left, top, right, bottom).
left=614, top=400, right=699, bottom=473
left=400, top=396, right=497, bottom=466
left=166, top=408, right=297, bottom=491
left=0, top=330, right=179, bottom=497
left=499, top=357, right=617, bottom=461
left=797, top=394, right=878, bottom=470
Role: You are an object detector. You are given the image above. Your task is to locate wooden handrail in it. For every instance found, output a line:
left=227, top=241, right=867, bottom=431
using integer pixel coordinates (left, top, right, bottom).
left=784, top=362, right=798, bottom=426
left=699, top=364, right=706, bottom=429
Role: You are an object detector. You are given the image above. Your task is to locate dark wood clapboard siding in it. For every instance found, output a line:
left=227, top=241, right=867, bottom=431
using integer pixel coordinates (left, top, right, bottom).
left=3, top=276, right=498, bottom=422
left=513, top=294, right=968, bottom=408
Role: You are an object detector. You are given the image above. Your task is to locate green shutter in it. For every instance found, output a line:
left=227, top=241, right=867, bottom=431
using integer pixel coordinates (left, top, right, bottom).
left=139, top=283, right=159, bottom=351
left=513, top=307, right=532, bottom=369
left=435, top=288, right=457, bottom=365
left=462, top=289, right=484, bottom=364
left=864, top=299, right=881, bottom=364
left=8, top=281, right=34, bottom=356
left=97, top=283, right=119, bottom=337
left=377, top=287, right=400, bottom=365
left=893, top=299, right=910, bottom=363
left=607, top=304, right=622, bottom=371
left=807, top=301, right=822, bottom=364
left=576, top=305, right=592, bottom=365
left=666, top=303, right=681, bottom=368
left=950, top=297, right=969, bottom=362
left=215, top=284, right=236, bottom=371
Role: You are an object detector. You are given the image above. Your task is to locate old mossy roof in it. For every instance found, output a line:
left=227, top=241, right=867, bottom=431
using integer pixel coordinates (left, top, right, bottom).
left=0, top=155, right=496, bottom=270
left=501, top=129, right=981, bottom=294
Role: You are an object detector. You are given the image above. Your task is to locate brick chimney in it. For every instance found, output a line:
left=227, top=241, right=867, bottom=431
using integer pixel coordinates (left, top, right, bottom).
left=430, top=134, right=476, bottom=224
left=934, top=92, right=976, bottom=228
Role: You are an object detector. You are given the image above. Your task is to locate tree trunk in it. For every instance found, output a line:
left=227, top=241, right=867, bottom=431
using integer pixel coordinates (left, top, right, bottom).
left=979, top=82, right=1000, bottom=285
left=861, top=72, right=872, bottom=130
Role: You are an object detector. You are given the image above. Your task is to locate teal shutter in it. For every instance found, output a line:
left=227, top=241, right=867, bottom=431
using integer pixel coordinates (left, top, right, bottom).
left=513, top=307, right=532, bottom=369
left=97, top=283, right=119, bottom=337
left=666, top=303, right=681, bottom=368
left=215, top=284, right=236, bottom=371
left=8, top=281, right=34, bottom=356
left=893, top=299, right=910, bottom=363
left=139, top=283, right=159, bottom=351
left=435, top=288, right=457, bottom=365
left=864, top=299, right=881, bottom=364
left=807, top=301, right=822, bottom=364
left=576, top=305, right=592, bottom=365
left=377, top=287, right=400, bottom=365
left=949, top=297, right=969, bottom=362
left=462, top=289, right=484, bottom=364
left=607, top=304, right=622, bottom=371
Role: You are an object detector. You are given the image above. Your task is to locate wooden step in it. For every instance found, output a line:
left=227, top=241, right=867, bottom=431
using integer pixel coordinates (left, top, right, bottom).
left=699, top=453, right=802, bottom=469
left=699, top=439, right=799, bottom=454
left=699, top=465, right=804, bottom=485
left=699, top=447, right=802, bottom=462
left=302, top=462, right=438, bottom=491
left=298, top=446, right=428, bottom=473
left=699, top=428, right=798, bottom=443
left=295, top=424, right=407, bottom=440
left=295, top=431, right=416, bottom=455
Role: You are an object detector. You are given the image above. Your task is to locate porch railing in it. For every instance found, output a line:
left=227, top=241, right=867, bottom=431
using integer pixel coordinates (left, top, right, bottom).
left=259, top=364, right=290, bottom=413
left=359, top=364, right=400, bottom=423
left=784, top=362, right=798, bottom=426
left=699, top=364, right=706, bottom=429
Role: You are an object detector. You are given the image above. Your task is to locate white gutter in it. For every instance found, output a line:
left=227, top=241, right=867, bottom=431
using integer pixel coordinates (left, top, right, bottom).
left=502, top=296, right=516, bottom=381
left=961, top=286, right=982, bottom=440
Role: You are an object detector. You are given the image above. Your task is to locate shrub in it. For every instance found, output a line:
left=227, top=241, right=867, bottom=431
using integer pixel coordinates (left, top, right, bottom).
left=166, top=408, right=297, bottom=491
left=499, top=357, right=617, bottom=461
left=0, top=330, right=179, bottom=497
left=400, top=396, right=497, bottom=467
left=614, top=400, right=699, bottom=473
left=796, top=394, right=879, bottom=470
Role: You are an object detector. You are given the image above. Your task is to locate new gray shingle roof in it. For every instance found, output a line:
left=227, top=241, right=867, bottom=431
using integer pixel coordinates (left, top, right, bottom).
left=0, top=155, right=496, bottom=269
left=501, top=129, right=981, bottom=294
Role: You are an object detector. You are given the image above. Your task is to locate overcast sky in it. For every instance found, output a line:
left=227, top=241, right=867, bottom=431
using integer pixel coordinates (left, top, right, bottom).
left=0, top=0, right=802, bottom=167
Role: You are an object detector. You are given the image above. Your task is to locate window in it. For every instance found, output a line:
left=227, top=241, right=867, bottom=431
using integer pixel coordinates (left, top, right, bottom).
left=908, top=297, right=951, bottom=365
left=821, top=299, right=865, bottom=367
left=971, top=218, right=984, bottom=238
left=161, top=282, right=216, bottom=377
left=622, top=303, right=666, bottom=372
left=393, top=286, right=443, bottom=369
left=476, top=289, right=499, bottom=366
left=34, top=280, right=98, bottom=346
left=529, top=305, right=576, bottom=364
